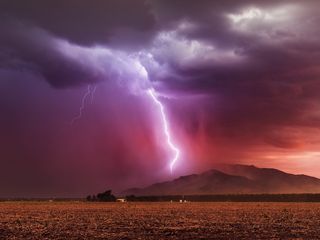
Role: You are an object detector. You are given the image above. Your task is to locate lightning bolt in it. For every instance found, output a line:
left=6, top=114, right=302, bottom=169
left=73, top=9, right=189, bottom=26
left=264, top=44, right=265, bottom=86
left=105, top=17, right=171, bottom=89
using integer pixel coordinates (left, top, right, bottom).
left=147, top=88, right=180, bottom=173
left=90, top=85, right=97, bottom=104
left=71, top=85, right=92, bottom=125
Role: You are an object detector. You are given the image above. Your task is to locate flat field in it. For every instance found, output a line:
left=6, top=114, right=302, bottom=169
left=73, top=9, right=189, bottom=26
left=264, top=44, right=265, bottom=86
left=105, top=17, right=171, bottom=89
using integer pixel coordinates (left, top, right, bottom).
left=1, top=202, right=320, bottom=239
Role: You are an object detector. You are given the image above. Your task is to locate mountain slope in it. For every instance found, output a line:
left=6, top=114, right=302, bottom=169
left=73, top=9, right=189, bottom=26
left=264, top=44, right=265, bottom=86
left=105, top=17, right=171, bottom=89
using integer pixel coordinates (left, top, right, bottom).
left=124, top=165, right=320, bottom=196
left=214, top=164, right=320, bottom=193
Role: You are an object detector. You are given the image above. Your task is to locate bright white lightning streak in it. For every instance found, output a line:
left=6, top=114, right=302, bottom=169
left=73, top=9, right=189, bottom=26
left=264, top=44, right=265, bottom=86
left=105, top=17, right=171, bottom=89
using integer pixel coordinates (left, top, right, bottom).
left=147, top=88, right=180, bottom=173
left=71, top=85, right=92, bottom=125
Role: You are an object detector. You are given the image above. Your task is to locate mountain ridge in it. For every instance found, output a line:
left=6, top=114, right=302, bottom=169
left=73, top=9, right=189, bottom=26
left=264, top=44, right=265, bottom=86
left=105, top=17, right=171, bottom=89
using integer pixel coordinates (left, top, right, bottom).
left=124, top=164, right=320, bottom=196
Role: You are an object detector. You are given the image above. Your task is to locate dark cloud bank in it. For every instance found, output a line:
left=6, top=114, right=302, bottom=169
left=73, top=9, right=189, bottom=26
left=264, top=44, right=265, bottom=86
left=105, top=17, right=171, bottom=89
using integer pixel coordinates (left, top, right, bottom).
left=1, top=0, right=320, bottom=197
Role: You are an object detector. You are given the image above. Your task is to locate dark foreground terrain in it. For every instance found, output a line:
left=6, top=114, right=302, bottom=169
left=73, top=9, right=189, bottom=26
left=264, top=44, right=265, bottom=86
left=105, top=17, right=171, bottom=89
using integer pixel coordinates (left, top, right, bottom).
left=1, top=202, right=320, bottom=239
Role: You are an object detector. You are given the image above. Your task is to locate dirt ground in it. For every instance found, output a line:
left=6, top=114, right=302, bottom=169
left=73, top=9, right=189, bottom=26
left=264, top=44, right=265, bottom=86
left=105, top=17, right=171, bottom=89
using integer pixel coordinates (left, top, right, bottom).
left=0, top=201, right=320, bottom=239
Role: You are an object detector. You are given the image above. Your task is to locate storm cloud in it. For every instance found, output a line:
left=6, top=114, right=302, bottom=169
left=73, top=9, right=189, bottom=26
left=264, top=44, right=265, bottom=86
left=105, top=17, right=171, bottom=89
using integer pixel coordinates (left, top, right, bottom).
left=1, top=0, right=320, bottom=197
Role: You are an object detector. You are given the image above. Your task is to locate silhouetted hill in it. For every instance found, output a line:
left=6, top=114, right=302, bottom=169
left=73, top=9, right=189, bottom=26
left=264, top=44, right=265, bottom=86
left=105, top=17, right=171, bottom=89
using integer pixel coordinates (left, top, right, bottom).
left=214, top=164, right=320, bottom=193
left=124, top=165, right=320, bottom=196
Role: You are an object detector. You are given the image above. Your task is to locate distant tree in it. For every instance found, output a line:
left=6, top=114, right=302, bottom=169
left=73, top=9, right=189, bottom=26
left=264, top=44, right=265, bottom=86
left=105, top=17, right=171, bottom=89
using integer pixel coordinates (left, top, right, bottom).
left=92, top=195, right=97, bottom=201
left=86, top=195, right=92, bottom=201
left=96, top=190, right=116, bottom=202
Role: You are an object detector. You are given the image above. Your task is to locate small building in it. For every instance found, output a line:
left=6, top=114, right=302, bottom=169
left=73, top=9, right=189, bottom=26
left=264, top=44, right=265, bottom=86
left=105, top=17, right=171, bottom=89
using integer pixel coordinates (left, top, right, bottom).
left=116, top=198, right=126, bottom=203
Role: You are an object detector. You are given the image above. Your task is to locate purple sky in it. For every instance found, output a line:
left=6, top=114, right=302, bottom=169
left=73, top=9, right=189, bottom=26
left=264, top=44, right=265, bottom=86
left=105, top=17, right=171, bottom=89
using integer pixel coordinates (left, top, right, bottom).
left=1, top=0, right=320, bottom=197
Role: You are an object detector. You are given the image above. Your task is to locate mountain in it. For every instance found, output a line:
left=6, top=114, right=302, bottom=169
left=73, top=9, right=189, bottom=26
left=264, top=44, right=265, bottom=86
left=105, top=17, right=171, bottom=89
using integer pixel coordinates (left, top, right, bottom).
left=213, top=164, right=320, bottom=193
left=124, top=164, right=320, bottom=196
